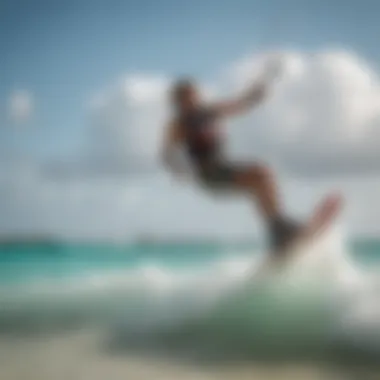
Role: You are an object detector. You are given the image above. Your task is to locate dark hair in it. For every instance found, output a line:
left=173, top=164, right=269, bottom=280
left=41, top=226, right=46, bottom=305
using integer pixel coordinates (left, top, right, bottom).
left=171, top=78, right=194, bottom=104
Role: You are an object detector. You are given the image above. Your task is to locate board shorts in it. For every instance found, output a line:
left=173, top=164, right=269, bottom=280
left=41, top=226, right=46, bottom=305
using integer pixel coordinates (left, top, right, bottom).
left=196, top=160, right=241, bottom=191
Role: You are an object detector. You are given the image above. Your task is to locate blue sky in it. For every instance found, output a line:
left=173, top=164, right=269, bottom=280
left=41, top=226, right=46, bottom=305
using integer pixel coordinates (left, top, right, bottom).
left=1, top=0, right=379, bottom=157
left=1, top=0, right=380, bottom=239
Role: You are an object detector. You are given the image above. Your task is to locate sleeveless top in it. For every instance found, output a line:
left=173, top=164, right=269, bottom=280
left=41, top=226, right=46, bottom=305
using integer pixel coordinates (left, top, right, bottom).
left=179, top=107, right=221, bottom=164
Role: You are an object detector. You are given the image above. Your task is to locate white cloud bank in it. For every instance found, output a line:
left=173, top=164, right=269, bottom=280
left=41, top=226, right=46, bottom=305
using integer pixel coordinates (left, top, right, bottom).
left=3, top=49, right=380, bottom=239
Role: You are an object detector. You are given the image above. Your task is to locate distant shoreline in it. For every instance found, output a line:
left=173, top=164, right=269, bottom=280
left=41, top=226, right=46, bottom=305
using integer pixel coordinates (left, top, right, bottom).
left=0, top=235, right=379, bottom=247
left=0, top=238, right=258, bottom=247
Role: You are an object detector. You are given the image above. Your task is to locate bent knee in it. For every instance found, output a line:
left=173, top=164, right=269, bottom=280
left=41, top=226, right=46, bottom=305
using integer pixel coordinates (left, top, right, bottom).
left=249, top=164, right=273, bottom=184
left=235, top=164, right=273, bottom=188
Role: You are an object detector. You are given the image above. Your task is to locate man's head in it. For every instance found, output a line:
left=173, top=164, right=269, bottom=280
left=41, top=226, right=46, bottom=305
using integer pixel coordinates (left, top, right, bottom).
left=171, top=78, right=199, bottom=111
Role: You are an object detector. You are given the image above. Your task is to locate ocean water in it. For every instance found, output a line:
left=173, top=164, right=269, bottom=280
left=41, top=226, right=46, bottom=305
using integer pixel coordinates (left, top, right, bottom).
left=1, top=230, right=380, bottom=375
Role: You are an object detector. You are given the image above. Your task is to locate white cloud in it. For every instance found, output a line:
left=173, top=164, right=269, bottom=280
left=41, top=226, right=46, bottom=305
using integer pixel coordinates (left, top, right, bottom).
left=223, top=50, right=380, bottom=176
left=78, top=49, right=380, bottom=180
left=8, top=89, right=34, bottom=124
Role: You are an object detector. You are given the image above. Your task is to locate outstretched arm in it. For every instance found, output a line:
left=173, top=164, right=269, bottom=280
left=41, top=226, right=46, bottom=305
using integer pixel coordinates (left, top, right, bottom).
left=213, top=82, right=268, bottom=118
left=213, top=58, right=283, bottom=118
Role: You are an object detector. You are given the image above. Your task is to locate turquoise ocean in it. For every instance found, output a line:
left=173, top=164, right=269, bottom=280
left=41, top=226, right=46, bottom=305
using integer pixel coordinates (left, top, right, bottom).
left=1, top=233, right=380, bottom=367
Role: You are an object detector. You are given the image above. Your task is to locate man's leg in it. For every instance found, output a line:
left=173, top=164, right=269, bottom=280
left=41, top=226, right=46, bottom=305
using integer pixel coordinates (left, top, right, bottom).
left=231, top=163, right=302, bottom=251
left=199, top=160, right=302, bottom=251
left=233, top=163, right=279, bottom=220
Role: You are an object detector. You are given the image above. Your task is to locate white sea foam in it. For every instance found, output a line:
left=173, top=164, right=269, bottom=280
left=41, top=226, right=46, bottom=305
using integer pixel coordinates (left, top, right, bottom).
left=1, top=225, right=380, bottom=356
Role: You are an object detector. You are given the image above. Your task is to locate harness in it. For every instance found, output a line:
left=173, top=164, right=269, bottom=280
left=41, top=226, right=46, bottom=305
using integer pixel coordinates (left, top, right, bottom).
left=180, top=107, right=220, bottom=162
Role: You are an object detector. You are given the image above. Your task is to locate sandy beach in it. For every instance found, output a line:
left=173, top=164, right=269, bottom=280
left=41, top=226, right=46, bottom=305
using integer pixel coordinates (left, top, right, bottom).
left=0, top=328, right=379, bottom=380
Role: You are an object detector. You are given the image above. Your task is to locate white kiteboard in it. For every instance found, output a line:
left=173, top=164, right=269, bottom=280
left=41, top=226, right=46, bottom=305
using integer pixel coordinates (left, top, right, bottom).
left=254, top=192, right=343, bottom=277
